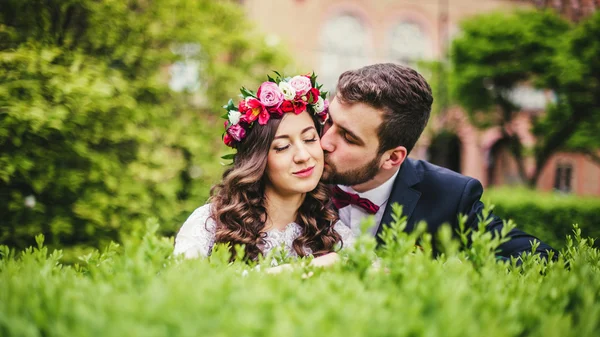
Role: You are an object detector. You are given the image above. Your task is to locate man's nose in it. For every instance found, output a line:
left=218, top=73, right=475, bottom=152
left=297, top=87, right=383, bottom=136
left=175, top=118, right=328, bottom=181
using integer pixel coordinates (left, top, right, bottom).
left=320, top=124, right=335, bottom=153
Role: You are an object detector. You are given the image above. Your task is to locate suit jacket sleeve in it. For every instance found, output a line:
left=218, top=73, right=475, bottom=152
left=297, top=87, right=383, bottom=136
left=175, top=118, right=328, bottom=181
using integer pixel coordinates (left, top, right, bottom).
left=458, top=178, right=557, bottom=260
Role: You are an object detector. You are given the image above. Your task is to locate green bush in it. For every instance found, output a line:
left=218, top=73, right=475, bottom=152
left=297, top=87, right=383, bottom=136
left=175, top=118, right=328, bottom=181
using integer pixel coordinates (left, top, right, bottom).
left=484, top=187, right=600, bottom=249
left=1, top=207, right=599, bottom=337
left=0, top=0, right=290, bottom=259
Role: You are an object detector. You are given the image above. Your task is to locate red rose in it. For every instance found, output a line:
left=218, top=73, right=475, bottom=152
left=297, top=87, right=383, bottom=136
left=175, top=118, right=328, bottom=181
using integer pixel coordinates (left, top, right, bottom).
left=293, top=101, right=307, bottom=114
left=306, top=88, right=320, bottom=104
left=280, top=100, right=295, bottom=113
left=266, top=104, right=283, bottom=117
left=238, top=100, right=249, bottom=114
left=316, top=111, right=329, bottom=124
left=223, top=133, right=234, bottom=147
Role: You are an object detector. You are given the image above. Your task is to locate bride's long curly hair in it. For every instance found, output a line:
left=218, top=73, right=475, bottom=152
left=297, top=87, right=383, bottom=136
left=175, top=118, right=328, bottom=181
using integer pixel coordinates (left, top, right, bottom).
left=209, top=114, right=342, bottom=261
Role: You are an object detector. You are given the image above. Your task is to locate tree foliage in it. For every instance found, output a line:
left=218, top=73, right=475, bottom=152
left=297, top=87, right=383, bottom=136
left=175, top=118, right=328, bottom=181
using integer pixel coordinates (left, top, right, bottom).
left=451, top=10, right=600, bottom=186
left=0, top=0, right=290, bottom=257
left=534, top=11, right=600, bottom=169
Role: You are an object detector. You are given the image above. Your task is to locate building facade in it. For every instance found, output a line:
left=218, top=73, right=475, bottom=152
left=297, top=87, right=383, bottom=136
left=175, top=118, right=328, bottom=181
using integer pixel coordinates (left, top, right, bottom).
left=241, top=0, right=600, bottom=196
left=509, top=0, right=599, bottom=21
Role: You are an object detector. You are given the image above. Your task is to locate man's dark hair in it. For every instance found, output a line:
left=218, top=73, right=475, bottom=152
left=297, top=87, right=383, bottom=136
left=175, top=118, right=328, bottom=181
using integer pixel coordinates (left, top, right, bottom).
left=336, top=63, right=433, bottom=154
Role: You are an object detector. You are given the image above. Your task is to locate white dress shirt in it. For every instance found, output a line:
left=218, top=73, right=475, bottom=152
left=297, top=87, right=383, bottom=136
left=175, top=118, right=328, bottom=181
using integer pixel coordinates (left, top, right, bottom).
left=337, top=169, right=400, bottom=236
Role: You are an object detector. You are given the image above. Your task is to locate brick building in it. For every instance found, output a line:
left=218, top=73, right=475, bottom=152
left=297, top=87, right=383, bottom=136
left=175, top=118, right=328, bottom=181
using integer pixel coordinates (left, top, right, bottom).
left=240, top=0, right=600, bottom=195
left=509, top=0, right=599, bottom=21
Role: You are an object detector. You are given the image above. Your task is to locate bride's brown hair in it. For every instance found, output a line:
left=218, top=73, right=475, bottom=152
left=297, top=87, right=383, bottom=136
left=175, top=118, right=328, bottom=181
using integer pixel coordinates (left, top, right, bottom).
left=209, top=113, right=341, bottom=261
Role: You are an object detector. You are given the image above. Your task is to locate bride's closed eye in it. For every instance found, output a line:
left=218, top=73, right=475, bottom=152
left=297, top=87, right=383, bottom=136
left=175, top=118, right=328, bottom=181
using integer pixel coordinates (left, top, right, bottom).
left=274, top=144, right=290, bottom=152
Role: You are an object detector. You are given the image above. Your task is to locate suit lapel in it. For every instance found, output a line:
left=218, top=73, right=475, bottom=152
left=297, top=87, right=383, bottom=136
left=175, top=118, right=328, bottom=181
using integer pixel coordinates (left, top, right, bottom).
left=375, top=158, right=422, bottom=244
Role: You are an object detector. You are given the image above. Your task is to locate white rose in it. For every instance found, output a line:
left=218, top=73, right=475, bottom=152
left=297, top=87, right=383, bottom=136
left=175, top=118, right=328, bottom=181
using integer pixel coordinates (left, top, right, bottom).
left=313, top=96, right=325, bottom=113
left=228, top=110, right=242, bottom=125
left=278, top=81, right=296, bottom=101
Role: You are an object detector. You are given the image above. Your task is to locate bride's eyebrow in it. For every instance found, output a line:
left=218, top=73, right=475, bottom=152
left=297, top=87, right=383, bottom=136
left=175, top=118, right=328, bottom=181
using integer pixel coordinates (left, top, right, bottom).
left=273, top=126, right=316, bottom=140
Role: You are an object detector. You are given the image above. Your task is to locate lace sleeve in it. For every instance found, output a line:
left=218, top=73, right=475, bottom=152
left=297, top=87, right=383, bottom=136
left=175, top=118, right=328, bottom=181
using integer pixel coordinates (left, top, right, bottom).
left=333, top=220, right=355, bottom=250
left=173, top=204, right=217, bottom=259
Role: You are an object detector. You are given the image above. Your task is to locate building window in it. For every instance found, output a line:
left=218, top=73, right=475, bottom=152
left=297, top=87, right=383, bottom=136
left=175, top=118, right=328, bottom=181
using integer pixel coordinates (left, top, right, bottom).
left=319, top=13, right=370, bottom=91
left=388, top=21, right=432, bottom=68
left=554, top=163, right=573, bottom=193
left=169, top=43, right=202, bottom=93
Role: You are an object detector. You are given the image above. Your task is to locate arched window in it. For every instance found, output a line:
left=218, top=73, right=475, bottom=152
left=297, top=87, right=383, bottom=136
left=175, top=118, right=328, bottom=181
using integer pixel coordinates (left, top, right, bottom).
left=319, top=13, right=370, bottom=91
left=388, top=21, right=432, bottom=67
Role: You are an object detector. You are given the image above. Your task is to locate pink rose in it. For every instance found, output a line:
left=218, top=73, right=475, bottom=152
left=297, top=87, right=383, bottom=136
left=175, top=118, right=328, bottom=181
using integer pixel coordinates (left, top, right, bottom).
left=257, top=82, right=284, bottom=108
left=324, top=98, right=329, bottom=111
left=289, top=76, right=312, bottom=96
left=227, top=123, right=246, bottom=142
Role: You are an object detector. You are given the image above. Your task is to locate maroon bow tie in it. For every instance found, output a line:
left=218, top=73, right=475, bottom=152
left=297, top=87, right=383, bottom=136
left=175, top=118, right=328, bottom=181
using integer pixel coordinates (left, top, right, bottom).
left=331, top=185, right=380, bottom=214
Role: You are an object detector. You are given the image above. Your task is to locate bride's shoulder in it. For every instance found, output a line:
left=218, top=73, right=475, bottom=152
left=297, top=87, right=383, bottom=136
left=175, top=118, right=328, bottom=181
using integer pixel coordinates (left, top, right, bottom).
left=173, top=203, right=217, bottom=259
left=189, top=203, right=213, bottom=219
left=332, top=220, right=355, bottom=247
left=179, top=203, right=217, bottom=234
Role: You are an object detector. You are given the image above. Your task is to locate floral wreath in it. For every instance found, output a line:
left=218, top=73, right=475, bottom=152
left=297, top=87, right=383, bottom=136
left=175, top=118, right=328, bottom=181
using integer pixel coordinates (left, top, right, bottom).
left=222, top=72, right=329, bottom=149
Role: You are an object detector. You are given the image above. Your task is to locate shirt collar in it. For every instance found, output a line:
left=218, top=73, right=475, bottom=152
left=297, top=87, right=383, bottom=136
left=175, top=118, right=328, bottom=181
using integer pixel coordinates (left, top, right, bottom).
left=339, top=168, right=400, bottom=207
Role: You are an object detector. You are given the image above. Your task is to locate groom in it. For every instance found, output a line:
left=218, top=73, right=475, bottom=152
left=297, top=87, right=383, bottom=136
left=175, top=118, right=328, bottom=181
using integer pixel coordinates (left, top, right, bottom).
left=320, top=63, right=555, bottom=259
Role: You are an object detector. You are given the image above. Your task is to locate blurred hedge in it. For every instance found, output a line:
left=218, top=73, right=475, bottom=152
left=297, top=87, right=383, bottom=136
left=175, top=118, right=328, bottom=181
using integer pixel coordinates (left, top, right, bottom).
left=485, top=187, right=600, bottom=249
left=0, top=0, right=290, bottom=260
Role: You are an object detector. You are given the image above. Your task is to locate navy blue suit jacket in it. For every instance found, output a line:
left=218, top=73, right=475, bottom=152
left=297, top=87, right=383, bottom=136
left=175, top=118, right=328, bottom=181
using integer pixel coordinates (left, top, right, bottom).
left=374, top=158, right=556, bottom=259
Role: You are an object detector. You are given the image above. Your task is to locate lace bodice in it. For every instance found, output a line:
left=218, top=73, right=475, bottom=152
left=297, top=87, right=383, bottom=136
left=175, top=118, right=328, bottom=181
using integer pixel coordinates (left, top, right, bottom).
left=173, top=204, right=355, bottom=259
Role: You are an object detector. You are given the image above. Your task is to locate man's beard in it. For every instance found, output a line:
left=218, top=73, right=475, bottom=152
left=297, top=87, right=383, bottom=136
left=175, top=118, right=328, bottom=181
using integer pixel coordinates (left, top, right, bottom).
left=321, top=154, right=381, bottom=186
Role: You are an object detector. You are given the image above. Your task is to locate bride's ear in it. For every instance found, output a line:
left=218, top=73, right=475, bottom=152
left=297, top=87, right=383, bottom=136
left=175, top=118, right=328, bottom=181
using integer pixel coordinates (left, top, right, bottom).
left=381, top=146, right=407, bottom=170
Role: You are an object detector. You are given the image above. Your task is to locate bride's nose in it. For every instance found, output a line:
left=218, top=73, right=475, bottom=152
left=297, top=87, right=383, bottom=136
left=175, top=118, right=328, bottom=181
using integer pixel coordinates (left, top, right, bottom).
left=293, top=144, right=311, bottom=163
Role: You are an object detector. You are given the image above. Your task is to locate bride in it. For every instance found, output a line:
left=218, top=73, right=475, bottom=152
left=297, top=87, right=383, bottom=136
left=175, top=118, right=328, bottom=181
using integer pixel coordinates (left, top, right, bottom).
left=174, top=72, right=354, bottom=266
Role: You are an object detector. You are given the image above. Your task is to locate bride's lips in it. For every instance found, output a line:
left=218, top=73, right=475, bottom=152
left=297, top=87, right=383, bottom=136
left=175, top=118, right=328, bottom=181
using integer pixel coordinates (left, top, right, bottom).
left=293, top=166, right=315, bottom=178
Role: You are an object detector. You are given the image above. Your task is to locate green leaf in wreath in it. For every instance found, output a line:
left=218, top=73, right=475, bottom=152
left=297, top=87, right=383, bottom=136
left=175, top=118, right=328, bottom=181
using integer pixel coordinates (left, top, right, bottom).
left=310, top=71, right=317, bottom=87
left=240, top=87, right=255, bottom=98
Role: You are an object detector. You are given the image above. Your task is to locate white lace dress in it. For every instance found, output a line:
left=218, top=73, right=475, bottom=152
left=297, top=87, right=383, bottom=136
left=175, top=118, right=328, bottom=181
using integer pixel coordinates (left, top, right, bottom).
left=174, top=204, right=355, bottom=259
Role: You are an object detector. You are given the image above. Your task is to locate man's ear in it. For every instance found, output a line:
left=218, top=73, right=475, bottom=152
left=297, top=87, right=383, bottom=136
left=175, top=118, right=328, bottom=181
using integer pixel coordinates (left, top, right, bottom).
left=381, top=146, right=407, bottom=170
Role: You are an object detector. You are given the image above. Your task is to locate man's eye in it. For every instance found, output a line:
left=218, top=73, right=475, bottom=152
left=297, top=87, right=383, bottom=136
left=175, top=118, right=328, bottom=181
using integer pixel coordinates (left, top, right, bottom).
left=343, top=132, right=355, bottom=144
